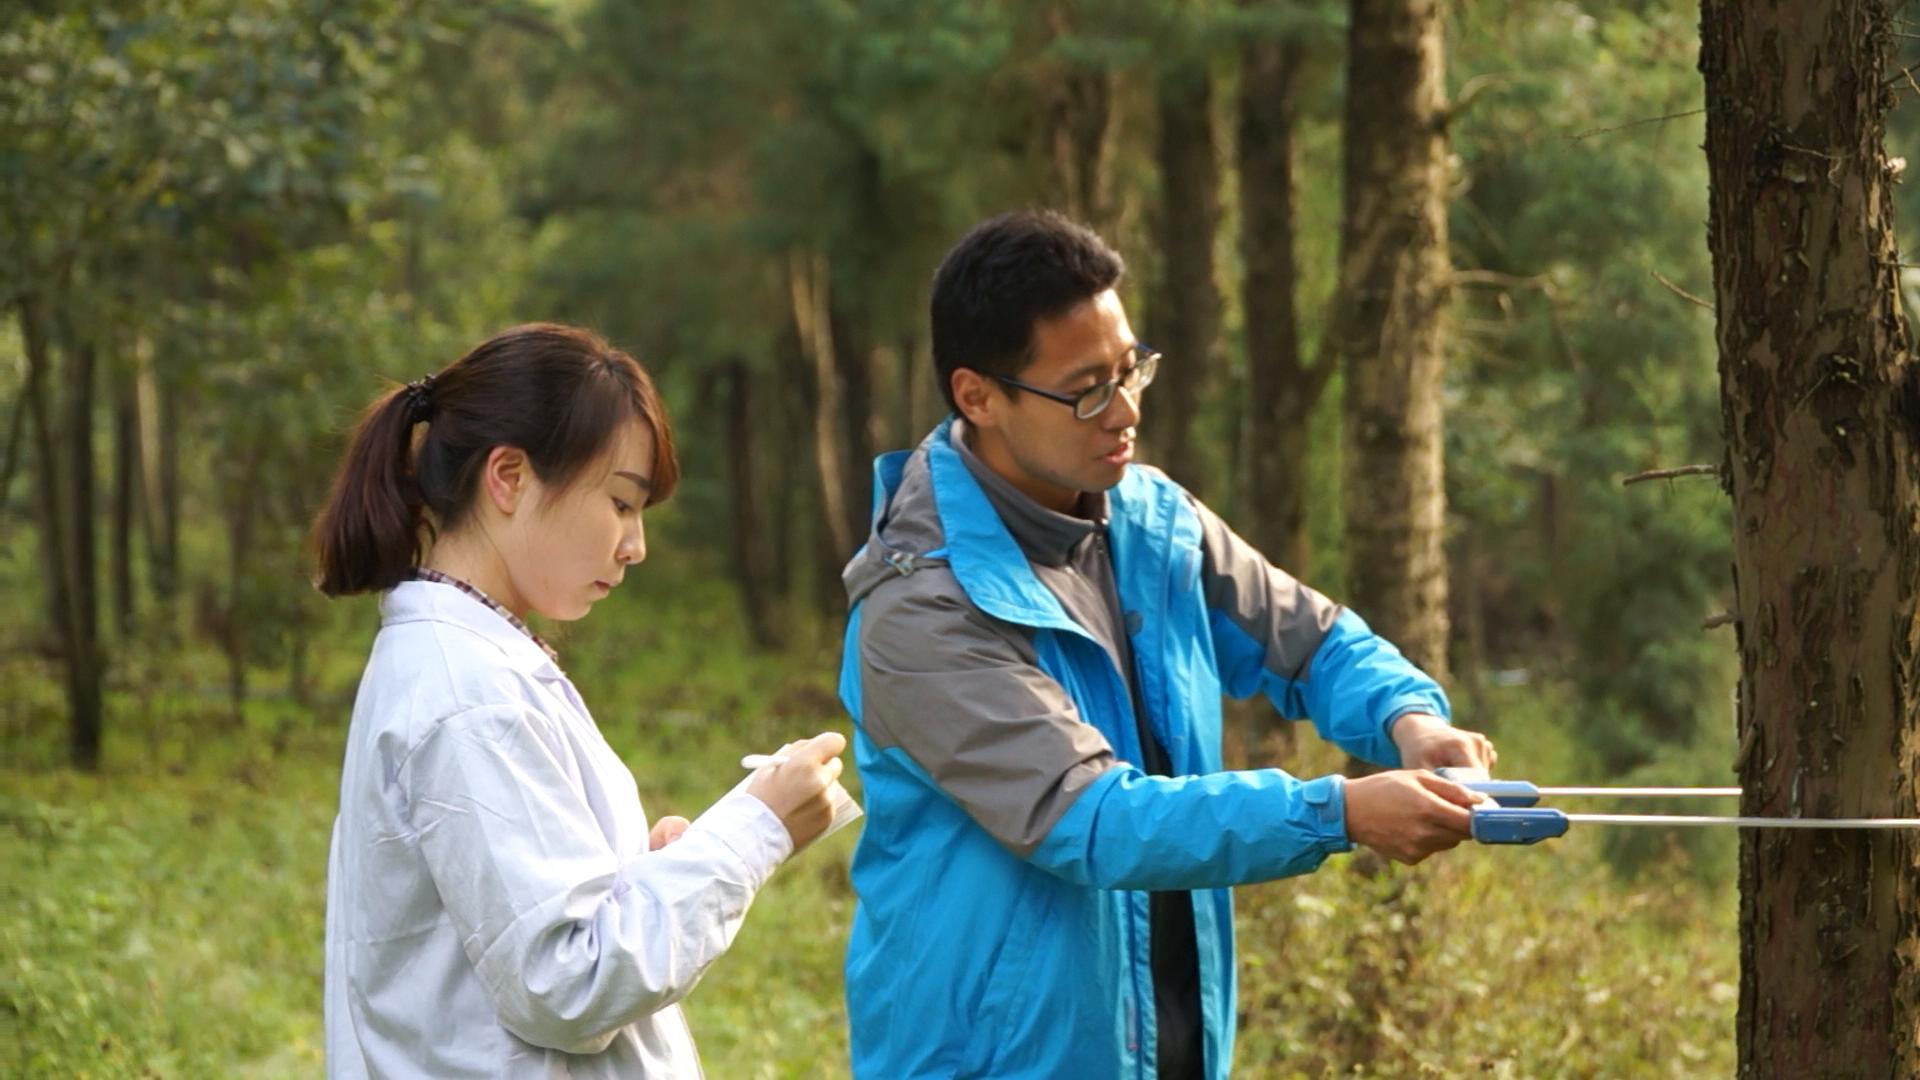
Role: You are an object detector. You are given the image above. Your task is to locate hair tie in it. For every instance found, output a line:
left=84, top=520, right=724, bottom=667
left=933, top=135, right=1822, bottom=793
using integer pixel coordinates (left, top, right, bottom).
left=404, top=374, right=436, bottom=424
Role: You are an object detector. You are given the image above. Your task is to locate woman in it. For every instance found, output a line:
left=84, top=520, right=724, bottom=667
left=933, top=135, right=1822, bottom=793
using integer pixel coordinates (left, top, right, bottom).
left=313, top=323, right=844, bottom=1077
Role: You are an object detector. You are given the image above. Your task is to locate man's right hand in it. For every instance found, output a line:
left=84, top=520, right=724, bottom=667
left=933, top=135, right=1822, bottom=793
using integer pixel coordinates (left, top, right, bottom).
left=1342, top=770, right=1484, bottom=864
left=745, top=731, right=848, bottom=850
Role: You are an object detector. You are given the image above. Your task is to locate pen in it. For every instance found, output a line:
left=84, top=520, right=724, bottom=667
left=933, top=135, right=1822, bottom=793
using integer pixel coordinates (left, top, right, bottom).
left=740, top=754, right=791, bottom=770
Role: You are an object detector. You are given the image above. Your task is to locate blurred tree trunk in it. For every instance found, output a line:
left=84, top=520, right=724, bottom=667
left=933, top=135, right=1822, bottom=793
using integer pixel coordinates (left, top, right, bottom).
left=721, top=358, right=786, bottom=650
left=1148, top=59, right=1222, bottom=496
left=833, top=305, right=876, bottom=552
left=772, top=325, right=806, bottom=610
left=65, top=331, right=101, bottom=704
left=1700, top=1, right=1920, bottom=1075
left=111, top=358, right=140, bottom=637
left=897, top=333, right=938, bottom=442
left=22, top=296, right=105, bottom=770
left=1238, top=30, right=1326, bottom=579
left=1040, top=6, right=1118, bottom=233
left=140, top=356, right=181, bottom=607
left=1335, top=0, right=1452, bottom=685
left=1327, top=0, right=1451, bottom=1064
left=790, top=249, right=855, bottom=575
left=218, top=451, right=261, bottom=727
left=1234, top=26, right=1320, bottom=764
left=0, top=351, right=25, bottom=508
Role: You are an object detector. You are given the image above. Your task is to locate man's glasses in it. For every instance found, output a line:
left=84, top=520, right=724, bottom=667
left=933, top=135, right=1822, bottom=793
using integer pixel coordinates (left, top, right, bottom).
left=989, top=346, right=1160, bottom=420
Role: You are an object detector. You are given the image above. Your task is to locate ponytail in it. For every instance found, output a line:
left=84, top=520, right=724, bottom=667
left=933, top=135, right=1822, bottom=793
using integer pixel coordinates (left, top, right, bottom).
left=310, top=322, right=680, bottom=598
left=312, top=386, right=431, bottom=596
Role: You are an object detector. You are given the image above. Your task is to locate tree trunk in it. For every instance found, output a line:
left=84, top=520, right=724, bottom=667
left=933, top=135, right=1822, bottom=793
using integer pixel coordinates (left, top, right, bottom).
left=1335, top=0, right=1452, bottom=684
left=790, top=248, right=856, bottom=569
left=832, top=305, right=876, bottom=557
left=22, top=297, right=104, bottom=770
left=1148, top=59, right=1222, bottom=497
left=111, top=360, right=140, bottom=636
left=722, top=358, right=786, bottom=650
left=65, top=333, right=100, bottom=682
left=140, top=356, right=181, bottom=607
left=1699, top=2, right=1920, bottom=1074
left=1238, top=31, right=1327, bottom=578
left=771, top=325, right=806, bottom=610
left=898, top=333, right=936, bottom=442
left=221, top=451, right=261, bottom=728
left=1327, top=4, right=1453, bottom=1059
left=0, top=350, right=26, bottom=506
left=1040, top=6, right=1119, bottom=234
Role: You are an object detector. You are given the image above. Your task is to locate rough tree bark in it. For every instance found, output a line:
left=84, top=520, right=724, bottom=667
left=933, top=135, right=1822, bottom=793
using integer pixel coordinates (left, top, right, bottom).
left=1335, top=0, right=1453, bottom=683
left=1148, top=58, right=1223, bottom=497
left=1238, top=30, right=1327, bottom=578
left=1699, top=2, right=1920, bottom=1075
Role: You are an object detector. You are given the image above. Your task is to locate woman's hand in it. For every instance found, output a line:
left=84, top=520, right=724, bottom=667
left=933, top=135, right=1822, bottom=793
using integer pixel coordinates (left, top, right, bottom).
left=647, top=815, right=690, bottom=851
left=745, top=731, right=849, bottom=850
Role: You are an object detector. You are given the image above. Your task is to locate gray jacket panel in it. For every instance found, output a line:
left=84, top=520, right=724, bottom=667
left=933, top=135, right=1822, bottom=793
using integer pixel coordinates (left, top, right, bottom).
left=848, top=436, right=1119, bottom=857
left=858, top=569, right=1119, bottom=856
left=1186, top=491, right=1342, bottom=691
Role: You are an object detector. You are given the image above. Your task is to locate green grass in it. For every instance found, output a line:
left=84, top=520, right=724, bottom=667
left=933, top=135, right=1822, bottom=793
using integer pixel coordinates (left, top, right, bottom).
left=2, top=556, right=1735, bottom=1078
left=1229, top=688, right=1737, bottom=1077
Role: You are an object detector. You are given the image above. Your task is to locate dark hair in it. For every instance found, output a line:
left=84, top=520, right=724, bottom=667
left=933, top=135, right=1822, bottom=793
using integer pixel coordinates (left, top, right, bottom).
left=928, top=209, right=1126, bottom=412
left=312, top=322, right=679, bottom=596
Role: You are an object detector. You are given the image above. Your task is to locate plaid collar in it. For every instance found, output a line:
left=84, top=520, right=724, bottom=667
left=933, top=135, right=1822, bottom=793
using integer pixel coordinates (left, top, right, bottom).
left=411, top=567, right=560, bottom=662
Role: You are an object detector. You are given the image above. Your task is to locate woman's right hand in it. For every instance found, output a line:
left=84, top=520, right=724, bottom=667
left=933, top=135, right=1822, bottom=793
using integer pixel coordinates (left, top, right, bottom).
left=745, top=731, right=849, bottom=850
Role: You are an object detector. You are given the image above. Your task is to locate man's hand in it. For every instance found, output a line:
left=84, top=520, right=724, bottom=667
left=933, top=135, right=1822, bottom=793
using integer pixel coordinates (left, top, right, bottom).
left=1343, top=770, right=1484, bottom=864
left=1390, top=711, right=1497, bottom=774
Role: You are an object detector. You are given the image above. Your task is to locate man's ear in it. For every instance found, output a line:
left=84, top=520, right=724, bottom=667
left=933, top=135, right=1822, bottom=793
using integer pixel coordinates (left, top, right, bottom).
left=951, top=368, right=1000, bottom=429
left=479, top=446, right=531, bottom=514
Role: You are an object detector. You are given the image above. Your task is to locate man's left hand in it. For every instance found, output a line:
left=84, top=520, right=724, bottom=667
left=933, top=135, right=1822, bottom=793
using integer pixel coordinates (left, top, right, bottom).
left=1391, top=712, right=1497, bottom=774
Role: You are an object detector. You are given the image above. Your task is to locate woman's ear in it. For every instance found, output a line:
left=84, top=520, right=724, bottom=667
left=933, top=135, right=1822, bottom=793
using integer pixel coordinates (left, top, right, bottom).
left=480, top=446, right=531, bottom=514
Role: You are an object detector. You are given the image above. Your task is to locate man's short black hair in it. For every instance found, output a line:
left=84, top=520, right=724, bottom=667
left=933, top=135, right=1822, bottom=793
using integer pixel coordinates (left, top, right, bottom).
left=929, top=209, right=1126, bottom=412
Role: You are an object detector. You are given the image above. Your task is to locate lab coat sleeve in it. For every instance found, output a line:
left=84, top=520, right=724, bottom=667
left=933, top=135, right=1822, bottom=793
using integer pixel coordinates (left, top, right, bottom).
left=399, top=703, right=793, bottom=1053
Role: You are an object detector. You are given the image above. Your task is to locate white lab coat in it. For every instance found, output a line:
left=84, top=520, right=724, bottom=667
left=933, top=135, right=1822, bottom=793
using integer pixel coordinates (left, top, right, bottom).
left=324, top=580, right=793, bottom=1078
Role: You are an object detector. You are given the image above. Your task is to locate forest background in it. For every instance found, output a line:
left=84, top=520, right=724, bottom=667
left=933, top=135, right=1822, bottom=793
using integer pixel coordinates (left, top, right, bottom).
left=6, top=1, right=1918, bottom=1075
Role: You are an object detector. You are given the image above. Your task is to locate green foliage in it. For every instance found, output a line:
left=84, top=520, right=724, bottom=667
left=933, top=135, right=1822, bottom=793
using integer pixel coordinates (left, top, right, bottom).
left=1235, top=684, right=1736, bottom=1078
left=1447, top=1, right=1734, bottom=772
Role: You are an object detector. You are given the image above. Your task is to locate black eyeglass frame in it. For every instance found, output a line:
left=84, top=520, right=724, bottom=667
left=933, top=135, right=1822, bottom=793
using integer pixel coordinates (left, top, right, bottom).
left=987, top=345, right=1161, bottom=420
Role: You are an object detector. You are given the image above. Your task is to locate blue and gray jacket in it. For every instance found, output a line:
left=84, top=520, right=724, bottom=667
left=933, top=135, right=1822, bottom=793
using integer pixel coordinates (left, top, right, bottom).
left=838, top=418, right=1450, bottom=1079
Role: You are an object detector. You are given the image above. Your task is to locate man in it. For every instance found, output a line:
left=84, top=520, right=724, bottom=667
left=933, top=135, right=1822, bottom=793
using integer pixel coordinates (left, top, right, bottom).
left=838, top=210, right=1496, bottom=1079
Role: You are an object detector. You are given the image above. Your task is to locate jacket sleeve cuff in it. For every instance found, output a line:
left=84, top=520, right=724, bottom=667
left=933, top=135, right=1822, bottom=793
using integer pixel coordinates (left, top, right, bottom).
left=1378, top=696, right=1453, bottom=764
left=1383, top=696, right=1451, bottom=728
left=1301, top=773, right=1352, bottom=853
